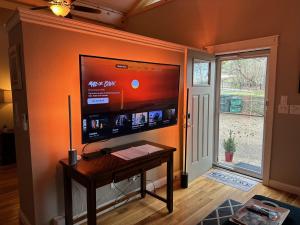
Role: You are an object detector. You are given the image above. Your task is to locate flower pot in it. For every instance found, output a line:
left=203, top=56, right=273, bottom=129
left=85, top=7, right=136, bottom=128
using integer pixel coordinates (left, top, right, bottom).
left=225, top=152, right=234, bottom=162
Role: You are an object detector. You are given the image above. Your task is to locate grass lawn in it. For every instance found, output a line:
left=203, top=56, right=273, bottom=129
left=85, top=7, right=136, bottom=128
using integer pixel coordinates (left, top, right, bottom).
left=221, top=89, right=265, bottom=97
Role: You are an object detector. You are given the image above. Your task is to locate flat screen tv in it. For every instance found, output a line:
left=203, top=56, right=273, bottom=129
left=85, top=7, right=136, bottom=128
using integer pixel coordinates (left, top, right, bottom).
left=80, top=55, right=180, bottom=144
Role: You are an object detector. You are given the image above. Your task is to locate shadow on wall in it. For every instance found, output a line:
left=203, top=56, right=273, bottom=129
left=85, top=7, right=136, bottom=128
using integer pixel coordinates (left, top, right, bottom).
left=0, top=104, right=13, bottom=130
left=0, top=89, right=13, bottom=130
left=0, top=8, right=14, bottom=130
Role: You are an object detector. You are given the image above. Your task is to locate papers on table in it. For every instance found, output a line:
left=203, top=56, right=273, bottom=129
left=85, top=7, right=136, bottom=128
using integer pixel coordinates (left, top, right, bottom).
left=111, top=144, right=163, bottom=160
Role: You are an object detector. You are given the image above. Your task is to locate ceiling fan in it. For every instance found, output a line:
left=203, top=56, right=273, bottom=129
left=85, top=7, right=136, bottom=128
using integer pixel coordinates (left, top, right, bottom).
left=31, top=0, right=101, bottom=18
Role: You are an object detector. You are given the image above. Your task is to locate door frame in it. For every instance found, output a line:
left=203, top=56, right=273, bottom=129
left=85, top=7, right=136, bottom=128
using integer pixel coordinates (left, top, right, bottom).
left=206, top=35, right=279, bottom=185
left=214, top=52, right=270, bottom=179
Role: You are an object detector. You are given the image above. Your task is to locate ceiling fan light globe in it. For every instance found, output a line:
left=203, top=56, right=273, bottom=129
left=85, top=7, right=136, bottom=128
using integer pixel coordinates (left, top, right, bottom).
left=50, top=4, right=70, bottom=17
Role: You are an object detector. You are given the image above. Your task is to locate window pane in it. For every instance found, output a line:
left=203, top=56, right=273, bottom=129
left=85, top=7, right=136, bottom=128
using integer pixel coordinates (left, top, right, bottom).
left=193, top=60, right=210, bottom=86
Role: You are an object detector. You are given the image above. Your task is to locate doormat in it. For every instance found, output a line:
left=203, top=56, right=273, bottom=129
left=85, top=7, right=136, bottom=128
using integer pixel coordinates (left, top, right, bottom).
left=198, top=199, right=243, bottom=225
left=205, top=169, right=258, bottom=192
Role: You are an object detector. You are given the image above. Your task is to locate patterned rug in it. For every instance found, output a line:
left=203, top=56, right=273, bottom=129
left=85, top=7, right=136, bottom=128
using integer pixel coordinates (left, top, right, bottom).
left=205, top=169, right=258, bottom=192
left=198, top=199, right=243, bottom=225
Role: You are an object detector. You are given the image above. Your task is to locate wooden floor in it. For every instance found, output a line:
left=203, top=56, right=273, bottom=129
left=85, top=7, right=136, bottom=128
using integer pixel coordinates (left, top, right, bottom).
left=0, top=165, right=299, bottom=225
left=0, top=165, right=19, bottom=225
left=94, top=174, right=300, bottom=225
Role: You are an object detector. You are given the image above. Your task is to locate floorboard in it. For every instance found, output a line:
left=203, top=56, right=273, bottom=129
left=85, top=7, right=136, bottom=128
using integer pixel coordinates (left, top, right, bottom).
left=0, top=165, right=299, bottom=225
left=91, top=175, right=300, bottom=225
left=0, top=164, right=20, bottom=225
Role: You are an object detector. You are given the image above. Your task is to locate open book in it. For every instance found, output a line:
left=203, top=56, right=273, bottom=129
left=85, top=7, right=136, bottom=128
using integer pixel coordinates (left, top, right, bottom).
left=230, top=199, right=290, bottom=225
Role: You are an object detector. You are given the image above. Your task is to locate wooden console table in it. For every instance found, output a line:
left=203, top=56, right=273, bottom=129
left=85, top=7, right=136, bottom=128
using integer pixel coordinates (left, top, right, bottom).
left=60, top=140, right=175, bottom=225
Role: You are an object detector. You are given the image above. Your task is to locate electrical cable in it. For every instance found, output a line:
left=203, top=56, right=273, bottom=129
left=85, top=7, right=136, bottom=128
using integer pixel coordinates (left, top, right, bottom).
left=81, top=138, right=111, bottom=154
left=110, top=176, right=157, bottom=210
left=146, top=179, right=156, bottom=193
left=112, top=180, right=135, bottom=209
left=81, top=142, right=91, bottom=154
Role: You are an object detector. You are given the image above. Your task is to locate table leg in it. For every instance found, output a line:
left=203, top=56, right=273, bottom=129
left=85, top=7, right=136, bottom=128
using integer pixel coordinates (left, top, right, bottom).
left=167, top=153, right=173, bottom=213
left=140, top=171, right=146, bottom=198
left=87, top=182, right=97, bottom=225
left=63, top=167, right=73, bottom=225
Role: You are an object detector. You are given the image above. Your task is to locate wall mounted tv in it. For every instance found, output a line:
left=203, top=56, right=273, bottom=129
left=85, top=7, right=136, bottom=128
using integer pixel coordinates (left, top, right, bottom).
left=80, top=55, right=180, bottom=144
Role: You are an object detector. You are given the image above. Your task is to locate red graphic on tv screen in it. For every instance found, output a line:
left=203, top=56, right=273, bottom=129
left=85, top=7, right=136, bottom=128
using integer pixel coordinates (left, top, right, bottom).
left=81, top=56, right=180, bottom=114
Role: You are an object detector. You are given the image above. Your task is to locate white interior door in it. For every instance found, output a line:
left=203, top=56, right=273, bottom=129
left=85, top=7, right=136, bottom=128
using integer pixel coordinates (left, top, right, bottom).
left=186, top=49, right=216, bottom=182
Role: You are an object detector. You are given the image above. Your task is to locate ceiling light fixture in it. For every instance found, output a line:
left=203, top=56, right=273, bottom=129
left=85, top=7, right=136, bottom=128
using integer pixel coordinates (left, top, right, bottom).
left=31, top=0, right=101, bottom=18
left=49, top=0, right=71, bottom=17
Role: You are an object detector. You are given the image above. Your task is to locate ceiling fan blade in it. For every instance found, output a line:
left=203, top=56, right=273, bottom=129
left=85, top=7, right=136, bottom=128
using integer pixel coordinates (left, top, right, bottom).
left=71, top=5, right=101, bottom=14
left=31, top=6, right=49, bottom=10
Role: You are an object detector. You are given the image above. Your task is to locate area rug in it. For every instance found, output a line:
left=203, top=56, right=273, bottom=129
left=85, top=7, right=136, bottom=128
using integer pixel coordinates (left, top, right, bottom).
left=205, top=169, right=258, bottom=192
left=198, top=199, right=243, bottom=225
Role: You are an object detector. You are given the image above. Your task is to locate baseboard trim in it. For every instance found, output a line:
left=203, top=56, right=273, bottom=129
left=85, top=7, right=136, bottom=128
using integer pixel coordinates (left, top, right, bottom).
left=19, top=210, right=32, bottom=225
left=53, top=170, right=181, bottom=225
left=146, top=170, right=181, bottom=191
left=73, top=192, right=141, bottom=225
left=269, top=179, right=300, bottom=196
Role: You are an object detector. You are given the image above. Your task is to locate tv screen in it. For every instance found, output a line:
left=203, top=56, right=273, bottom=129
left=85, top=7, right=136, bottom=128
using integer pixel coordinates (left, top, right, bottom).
left=80, top=55, right=180, bottom=143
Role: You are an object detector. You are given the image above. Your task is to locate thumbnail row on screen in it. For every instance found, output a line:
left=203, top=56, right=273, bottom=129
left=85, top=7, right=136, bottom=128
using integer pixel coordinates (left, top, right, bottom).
left=82, top=108, right=177, bottom=140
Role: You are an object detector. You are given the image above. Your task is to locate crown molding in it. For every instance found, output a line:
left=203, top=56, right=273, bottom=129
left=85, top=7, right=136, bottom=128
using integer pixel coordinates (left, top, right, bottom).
left=6, top=8, right=190, bottom=53
left=206, top=35, right=279, bottom=54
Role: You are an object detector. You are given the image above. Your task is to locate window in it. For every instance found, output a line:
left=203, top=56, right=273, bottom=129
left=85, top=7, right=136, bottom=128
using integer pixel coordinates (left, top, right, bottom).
left=193, top=59, right=210, bottom=86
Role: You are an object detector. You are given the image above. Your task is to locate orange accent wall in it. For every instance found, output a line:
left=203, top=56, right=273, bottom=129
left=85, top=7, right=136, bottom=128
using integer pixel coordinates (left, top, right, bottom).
left=14, top=20, right=184, bottom=224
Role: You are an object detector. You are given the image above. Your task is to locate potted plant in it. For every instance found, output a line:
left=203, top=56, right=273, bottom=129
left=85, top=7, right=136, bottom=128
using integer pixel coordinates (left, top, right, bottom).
left=223, top=130, right=237, bottom=162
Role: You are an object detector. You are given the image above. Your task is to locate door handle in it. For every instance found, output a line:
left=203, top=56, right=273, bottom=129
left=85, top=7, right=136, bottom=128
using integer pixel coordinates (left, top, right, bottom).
left=187, top=113, right=191, bottom=119
left=184, top=113, right=192, bottom=128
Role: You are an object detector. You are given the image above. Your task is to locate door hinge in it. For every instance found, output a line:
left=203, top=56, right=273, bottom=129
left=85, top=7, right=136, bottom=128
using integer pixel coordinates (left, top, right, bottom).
left=265, top=100, right=269, bottom=107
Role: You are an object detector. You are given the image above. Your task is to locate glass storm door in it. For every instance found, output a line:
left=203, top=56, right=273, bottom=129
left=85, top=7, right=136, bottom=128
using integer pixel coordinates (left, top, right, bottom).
left=215, top=52, right=269, bottom=178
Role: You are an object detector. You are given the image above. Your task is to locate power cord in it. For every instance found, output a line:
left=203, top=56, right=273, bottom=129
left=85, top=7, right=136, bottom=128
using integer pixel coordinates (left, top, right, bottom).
left=110, top=176, right=158, bottom=211
left=146, top=179, right=156, bottom=193
left=112, top=181, right=134, bottom=208
left=81, top=138, right=111, bottom=155
left=81, top=142, right=92, bottom=154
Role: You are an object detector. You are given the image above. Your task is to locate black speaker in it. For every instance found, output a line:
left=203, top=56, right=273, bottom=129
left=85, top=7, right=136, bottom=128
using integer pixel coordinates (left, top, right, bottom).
left=181, top=172, right=188, bottom=188
left=181, top=88, right=190, bottom=189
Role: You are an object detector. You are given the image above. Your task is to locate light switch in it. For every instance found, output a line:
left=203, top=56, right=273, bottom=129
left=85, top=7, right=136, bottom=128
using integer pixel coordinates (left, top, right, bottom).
left=278, top=105, right=289, bottom=114
left=290, top=105, right=300, bottom=115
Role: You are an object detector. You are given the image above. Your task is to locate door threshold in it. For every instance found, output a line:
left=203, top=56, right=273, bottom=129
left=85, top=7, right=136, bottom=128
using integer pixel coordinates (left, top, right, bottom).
left=213, top=163, right=262, bottom=182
